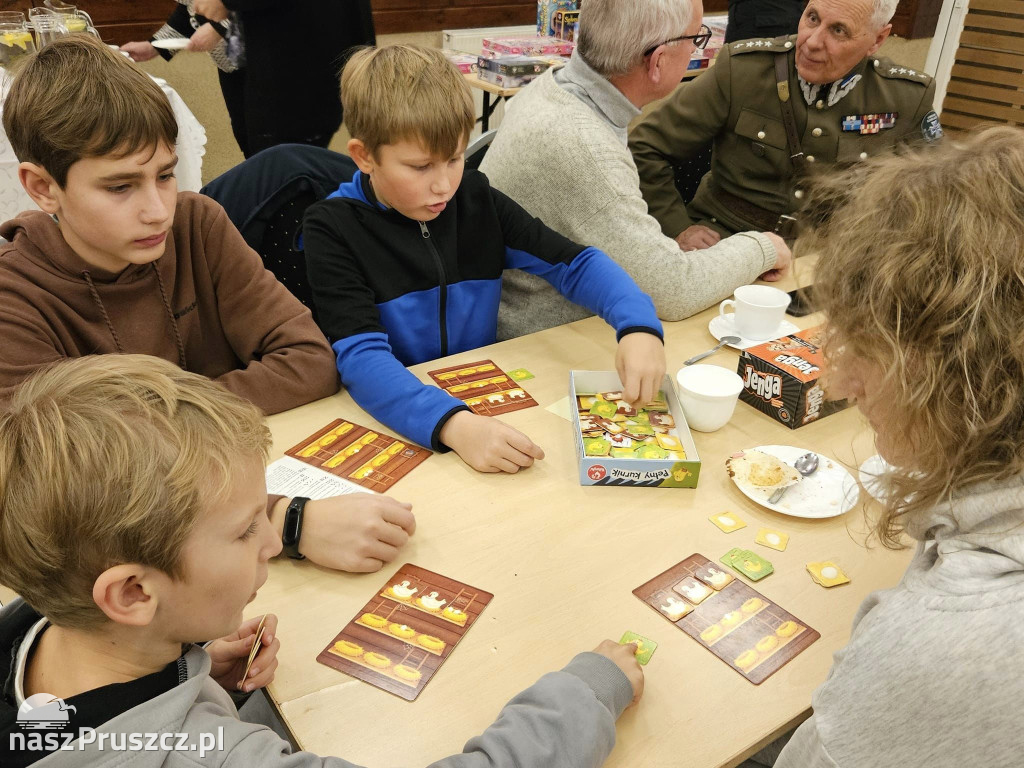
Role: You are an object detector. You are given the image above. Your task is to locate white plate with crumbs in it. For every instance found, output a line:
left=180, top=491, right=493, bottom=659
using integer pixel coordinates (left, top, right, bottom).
left=728, top=445, right=859, bottom=519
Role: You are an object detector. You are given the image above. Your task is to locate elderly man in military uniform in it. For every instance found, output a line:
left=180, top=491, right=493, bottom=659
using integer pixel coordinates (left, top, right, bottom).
left=629, top=0, right=941, bottom=250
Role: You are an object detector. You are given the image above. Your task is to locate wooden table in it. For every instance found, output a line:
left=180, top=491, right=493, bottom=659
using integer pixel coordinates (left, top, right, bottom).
left=252, top=280, right=913, bottom=767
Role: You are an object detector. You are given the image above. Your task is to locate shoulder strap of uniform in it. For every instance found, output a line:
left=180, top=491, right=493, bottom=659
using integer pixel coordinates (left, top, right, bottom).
left=774, top=52, right=807, bottom=175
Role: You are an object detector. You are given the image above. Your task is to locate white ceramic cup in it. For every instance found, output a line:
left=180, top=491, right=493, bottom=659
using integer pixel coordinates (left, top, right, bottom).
left=675, top=364, right=744, bottom=432
left=719, top=285, right=791, bottom=341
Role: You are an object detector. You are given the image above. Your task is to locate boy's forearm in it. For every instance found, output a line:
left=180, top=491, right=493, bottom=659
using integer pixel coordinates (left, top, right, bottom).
left=214, top=317, right=339, bottom=415
left=335, top=333, right=467, bottom=451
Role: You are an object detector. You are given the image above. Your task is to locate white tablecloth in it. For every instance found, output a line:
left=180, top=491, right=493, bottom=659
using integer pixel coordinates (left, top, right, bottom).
left=0, top=72, right=207, bottom=223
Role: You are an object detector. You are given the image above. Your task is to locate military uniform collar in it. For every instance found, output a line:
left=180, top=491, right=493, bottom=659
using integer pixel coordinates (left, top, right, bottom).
left=798, top=57, right=870, bottom=108
left=554, top=50, right=640, bottom=143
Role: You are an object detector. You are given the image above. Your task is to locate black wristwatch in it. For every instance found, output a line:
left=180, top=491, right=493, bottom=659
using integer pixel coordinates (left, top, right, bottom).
left=281, top=497, right=309, bottom=560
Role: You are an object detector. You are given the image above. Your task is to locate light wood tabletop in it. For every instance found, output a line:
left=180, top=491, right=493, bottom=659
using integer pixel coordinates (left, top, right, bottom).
left=251, top=268, right=913, bottom=767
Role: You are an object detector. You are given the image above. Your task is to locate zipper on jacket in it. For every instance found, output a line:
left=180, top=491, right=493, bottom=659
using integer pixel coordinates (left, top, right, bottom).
left=419, top=221, right=448, bottom=358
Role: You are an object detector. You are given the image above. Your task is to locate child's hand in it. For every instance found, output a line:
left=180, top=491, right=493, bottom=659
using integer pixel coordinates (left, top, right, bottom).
left=593, top=640, right=645, bottom=707
left=301, top=495, right=415, bottom=573
left=440, top=410, right=544, bottom=473
left=615, top=332, right=666, bottom=407
left=208, top=614, right=280, bottom=693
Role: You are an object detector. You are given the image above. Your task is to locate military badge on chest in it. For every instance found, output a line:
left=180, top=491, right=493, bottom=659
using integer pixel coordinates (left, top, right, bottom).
left=842, top=113, right=898, bottom=135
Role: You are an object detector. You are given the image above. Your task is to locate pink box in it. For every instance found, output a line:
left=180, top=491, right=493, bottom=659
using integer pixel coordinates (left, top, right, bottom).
left=482, top=36, right=574, bottom=57
left=443, top=50, right=479, bottom=74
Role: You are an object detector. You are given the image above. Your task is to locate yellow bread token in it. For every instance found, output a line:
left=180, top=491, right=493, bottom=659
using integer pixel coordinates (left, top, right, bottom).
left=333, top=640, right=362, bottom=657
left=735, top=650, right=759, bottom=670
left=776, top=621, right=801, bottom=638
left=359, top=613, right=387, bottom=628
left=756, top=528, right=790, bottom=551
left=700, top=624, right=723, bottom=643
left=393, top=664, right=422, bottom=682
left=755, top=635, right=779, bottom=654
left=807, top=561, right=851, bottom=587
left=709, top=512, right=747, bottom=533
left=741, top=597, right=764, bottom=614
left=417, top=634, right=446, bottom=652
left=363, top=652, right=391, bottom=668
left=388, top=623, right=416, bottom=639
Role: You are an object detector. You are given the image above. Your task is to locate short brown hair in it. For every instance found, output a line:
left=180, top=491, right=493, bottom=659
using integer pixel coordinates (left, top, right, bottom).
left=341, top=44, right=474, bottom=159
left=0, top=355, right=271, bottom=628
left=3, top=34, right=178, bottom=187
left=799, top=125, right=1024, bottom=547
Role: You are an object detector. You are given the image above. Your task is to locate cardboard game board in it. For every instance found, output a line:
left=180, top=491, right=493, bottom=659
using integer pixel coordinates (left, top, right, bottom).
left=633, top=554, right=819, bottom=684
left=427, top=360, right=538, bottom=416
left=317, top=564, right=493, bottom=701
left=285, top=419, right=431, bottom=493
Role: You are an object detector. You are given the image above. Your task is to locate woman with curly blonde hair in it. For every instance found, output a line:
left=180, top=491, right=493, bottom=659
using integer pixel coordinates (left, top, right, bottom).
left=762, top=125, right=1024, bottom=766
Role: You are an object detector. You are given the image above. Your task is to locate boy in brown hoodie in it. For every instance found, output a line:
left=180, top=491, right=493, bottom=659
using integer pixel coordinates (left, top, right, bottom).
left=0, top=36, right=416, bottom=576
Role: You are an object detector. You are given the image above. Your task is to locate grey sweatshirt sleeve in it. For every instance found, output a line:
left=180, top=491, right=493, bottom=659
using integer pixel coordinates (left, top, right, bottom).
left=577, top=171, right=778, bottom=321
left=216, top=652, right=632, bottom=768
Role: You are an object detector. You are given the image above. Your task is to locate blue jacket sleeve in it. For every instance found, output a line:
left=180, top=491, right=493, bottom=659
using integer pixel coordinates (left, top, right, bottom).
left=333, top=333, right=468, bottom=451
left=489, top=184, right=663, bottom=341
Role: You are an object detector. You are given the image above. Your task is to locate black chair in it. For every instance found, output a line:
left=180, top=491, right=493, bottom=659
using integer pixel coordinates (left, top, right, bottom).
left=465, top=129, right=497, bottom=171
left=200, top=144, right=358, bottom=314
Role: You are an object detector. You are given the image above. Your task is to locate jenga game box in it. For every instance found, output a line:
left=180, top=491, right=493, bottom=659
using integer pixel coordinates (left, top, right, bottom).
left=736, top=326, right=849, bottom=429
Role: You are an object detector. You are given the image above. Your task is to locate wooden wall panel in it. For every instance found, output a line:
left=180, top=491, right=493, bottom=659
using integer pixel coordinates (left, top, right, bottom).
left=941, top=0, right=1024, bottom=131
left=0, top=0, right=943, bottom=44
left=0, top=0, right=176, bottom=45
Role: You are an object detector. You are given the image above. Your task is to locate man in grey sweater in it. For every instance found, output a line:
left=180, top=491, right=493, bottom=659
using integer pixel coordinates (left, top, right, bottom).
left=481, top=0, right=790, bottom=339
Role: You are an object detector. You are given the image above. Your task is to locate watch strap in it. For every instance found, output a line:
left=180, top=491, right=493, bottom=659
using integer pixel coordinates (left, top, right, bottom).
left=282, top=496, right=309, bottom=560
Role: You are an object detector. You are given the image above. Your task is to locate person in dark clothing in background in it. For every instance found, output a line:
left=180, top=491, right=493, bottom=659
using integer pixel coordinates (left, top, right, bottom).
left=122, top=1, right=250, bottom=155
left=196, top=0, right=375, bottom=155
left=726, top=0, right=805, bottom=42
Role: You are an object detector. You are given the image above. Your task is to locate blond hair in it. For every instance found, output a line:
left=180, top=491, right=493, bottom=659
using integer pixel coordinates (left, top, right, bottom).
left=799, top=125, right=1024, bottom=547
left=3, top=34, right=177, bottom=187
left=341, top=44, right=474, bottom=159
left=0, top=355, right=270, bottom=628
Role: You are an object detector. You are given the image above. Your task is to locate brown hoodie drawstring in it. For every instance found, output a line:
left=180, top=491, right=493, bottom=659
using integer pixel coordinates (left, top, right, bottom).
left=81, top=266, right=187, bottom=370
left=82, top=269, right=123, bottom=354
left=152, top=264, right=188, bottom=370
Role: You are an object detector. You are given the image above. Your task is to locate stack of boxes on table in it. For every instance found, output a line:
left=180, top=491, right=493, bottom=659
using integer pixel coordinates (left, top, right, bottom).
left=444, top=4, right=729, bottom=89
left=443, top=1, right=579, bottom=89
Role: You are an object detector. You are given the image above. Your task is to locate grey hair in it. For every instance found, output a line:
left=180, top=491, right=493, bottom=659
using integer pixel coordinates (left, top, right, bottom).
left=577, top=0, right=695, bottom=78
left=871, top=0, right=900, bottom=28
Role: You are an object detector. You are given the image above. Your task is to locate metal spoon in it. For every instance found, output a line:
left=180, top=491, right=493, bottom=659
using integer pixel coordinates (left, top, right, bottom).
left=768, top=452, right=819, bottom=504
left=684, top=336, right=741, bottom=365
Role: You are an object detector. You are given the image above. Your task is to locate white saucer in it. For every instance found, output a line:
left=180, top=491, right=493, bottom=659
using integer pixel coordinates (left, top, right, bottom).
left=152, top=38, right=190, bottom=51
left=709, top=314, right=800, bottom=350
left=729, top=445, right=859, bottom=519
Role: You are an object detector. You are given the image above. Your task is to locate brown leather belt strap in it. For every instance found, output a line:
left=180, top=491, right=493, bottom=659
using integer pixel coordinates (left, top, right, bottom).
left=774, top=51, right=807, bottom=175
left=712, top=184, right=798, bottom=239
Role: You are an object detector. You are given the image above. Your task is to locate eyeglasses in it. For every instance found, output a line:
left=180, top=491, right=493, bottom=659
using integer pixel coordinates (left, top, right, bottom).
left=643, top=24, right=712, bottom=57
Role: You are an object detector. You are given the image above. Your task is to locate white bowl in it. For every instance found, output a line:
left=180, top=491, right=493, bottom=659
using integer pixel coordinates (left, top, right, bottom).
left=675, top=365, right=744, bottom=432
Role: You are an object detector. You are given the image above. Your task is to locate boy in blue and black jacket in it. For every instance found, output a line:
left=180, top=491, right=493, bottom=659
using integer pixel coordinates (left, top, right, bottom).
left=304, top=44, right=666, bottom=473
